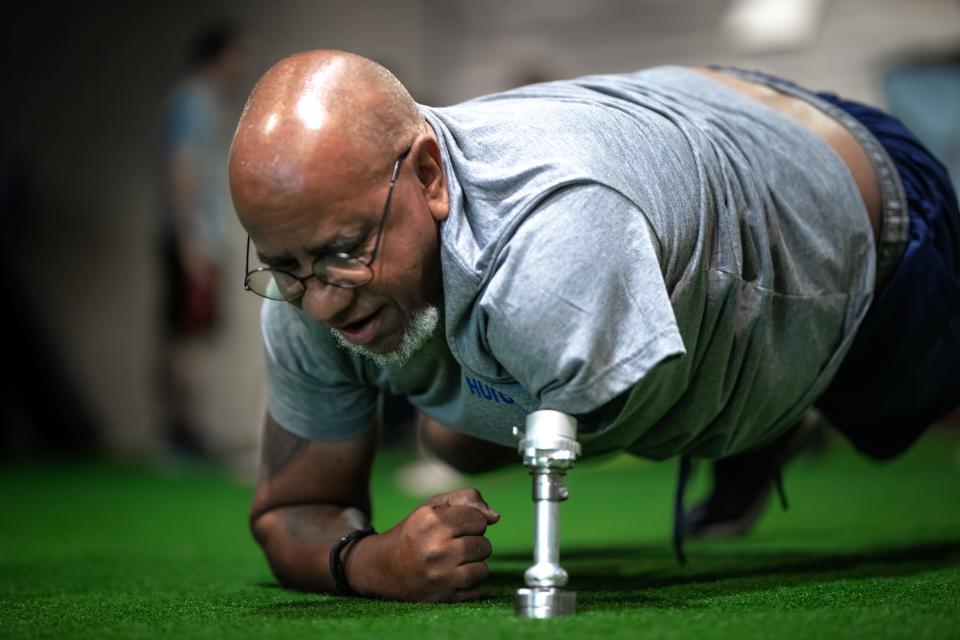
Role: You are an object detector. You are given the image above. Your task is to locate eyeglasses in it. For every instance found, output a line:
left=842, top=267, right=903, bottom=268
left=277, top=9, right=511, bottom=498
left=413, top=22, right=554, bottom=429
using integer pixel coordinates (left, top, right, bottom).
left=243, top=147, right=411, bottom=301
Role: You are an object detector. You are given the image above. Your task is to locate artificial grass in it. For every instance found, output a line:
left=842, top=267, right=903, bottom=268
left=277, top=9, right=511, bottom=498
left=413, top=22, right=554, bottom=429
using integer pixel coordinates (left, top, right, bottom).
left=2, top=428, right=959, bottom=639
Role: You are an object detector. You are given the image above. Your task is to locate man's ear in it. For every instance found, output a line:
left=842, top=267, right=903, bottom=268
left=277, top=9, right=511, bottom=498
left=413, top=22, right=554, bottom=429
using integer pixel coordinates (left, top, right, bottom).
left=414, top=138, right=449, bottom=222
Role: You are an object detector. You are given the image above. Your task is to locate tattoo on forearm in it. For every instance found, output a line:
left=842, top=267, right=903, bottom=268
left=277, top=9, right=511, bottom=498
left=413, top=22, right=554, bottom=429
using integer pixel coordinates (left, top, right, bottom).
left=262, top=419, right=309, bottom=479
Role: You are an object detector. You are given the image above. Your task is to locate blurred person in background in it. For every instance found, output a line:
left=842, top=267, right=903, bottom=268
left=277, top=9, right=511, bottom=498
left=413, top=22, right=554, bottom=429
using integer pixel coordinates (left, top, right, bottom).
left=156, top=22, right=245, bottom=458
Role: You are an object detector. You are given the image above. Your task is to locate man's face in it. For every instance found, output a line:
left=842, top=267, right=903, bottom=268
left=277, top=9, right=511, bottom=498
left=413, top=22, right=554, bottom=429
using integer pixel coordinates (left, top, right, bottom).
left=236, top=139, right=446, bottom=357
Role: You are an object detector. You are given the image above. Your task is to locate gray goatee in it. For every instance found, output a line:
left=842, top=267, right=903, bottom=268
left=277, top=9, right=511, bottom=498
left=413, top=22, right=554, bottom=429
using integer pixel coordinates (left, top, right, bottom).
left=330, top=304, right=440, bottom=366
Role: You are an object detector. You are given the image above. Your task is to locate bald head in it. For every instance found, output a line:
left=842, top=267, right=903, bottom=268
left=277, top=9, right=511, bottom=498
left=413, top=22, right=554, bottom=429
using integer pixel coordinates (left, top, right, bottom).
left=228, top=51, right=450, bottom=358
left=229, top=50, right=422, bottom=218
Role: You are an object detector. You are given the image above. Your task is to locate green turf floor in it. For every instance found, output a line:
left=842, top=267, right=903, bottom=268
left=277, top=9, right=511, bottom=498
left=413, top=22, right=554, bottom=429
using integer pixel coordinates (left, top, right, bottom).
left=3, top=428, right=959, bottom=639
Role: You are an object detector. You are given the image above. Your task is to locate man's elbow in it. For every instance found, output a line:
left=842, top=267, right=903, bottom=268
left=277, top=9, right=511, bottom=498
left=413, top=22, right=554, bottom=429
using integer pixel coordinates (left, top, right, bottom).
left=249, top=506, right=279, bottom=549
left=248, top=509, right=303, bottom=589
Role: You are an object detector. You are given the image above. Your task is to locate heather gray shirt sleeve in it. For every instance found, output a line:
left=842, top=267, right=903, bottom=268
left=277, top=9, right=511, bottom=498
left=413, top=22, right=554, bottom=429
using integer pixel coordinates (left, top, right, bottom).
left=481, top=184, right=686, bottom=415
left=260, top=299, right=378, bottom=440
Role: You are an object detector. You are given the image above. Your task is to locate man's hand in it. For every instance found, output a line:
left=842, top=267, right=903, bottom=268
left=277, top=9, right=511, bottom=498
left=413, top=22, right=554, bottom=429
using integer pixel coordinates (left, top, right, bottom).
left=349, top=488, right=500, bottom=602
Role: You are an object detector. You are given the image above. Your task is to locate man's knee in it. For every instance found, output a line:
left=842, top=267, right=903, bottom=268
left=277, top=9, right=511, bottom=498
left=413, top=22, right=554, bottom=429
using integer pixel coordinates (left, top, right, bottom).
left=418, top=413, right=517, bottom=474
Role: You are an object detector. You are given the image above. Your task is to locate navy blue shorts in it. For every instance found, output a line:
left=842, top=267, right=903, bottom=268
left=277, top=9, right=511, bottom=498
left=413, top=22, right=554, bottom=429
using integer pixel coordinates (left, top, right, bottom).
left=811, top=92, right=960, bottom=459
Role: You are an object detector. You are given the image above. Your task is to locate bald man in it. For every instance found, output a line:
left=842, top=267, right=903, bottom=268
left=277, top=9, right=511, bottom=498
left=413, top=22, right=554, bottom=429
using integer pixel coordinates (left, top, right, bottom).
left=229, top=51, right=960, bottom=602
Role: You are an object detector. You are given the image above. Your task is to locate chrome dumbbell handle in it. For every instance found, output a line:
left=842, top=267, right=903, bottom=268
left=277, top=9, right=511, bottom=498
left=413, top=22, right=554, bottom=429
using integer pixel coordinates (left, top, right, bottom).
left=514, top=410, right=581, bottom=618
left=524, top=470, right=569, bottom=587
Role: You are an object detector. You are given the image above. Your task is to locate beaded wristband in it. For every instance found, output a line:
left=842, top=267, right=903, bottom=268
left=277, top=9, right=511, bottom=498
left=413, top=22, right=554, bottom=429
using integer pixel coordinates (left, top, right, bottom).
left=329, top=527, right=376, bottom=596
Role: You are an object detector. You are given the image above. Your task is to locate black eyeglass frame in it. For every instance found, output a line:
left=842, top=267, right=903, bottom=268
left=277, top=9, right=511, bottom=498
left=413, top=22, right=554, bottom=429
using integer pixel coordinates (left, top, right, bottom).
left=243, top=147, right=411, bottom=300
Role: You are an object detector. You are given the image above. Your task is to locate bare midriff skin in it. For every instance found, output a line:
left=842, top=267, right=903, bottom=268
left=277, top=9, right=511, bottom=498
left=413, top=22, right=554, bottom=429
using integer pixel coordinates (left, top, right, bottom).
left=689, top=67, right=882, bottom=239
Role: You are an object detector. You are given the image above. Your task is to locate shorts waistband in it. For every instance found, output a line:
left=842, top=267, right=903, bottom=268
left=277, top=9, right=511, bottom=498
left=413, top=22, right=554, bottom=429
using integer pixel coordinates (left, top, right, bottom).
left=706, top=66, right=910, bottom=290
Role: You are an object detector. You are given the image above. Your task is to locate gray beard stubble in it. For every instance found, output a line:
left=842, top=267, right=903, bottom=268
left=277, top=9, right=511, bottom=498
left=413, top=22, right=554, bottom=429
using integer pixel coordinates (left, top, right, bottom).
left=329, top=304, right=440, bottom=366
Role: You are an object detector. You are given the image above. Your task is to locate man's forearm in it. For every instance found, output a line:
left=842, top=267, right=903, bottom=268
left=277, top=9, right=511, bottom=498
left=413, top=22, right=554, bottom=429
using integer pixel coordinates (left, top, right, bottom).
left=247, top=416, right=497, bottom=601
left=251, top=503, right=371, bottom=593
left=250, top=415, right=380, bottom=595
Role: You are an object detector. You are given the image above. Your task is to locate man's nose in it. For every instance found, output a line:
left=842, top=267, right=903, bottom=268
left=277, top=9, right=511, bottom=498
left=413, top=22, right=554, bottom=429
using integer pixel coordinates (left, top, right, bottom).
left=298, top=278, right=355, bottom=326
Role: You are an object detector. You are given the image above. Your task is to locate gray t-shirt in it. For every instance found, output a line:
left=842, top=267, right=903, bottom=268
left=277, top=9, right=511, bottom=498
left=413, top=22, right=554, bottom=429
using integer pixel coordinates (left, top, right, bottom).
left=262, top=65, right=875, bottom=460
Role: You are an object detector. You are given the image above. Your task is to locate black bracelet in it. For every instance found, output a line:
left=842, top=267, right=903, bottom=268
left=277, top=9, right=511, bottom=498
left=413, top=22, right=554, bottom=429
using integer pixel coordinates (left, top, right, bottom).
left=329, top=526, right=376, bottom=596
